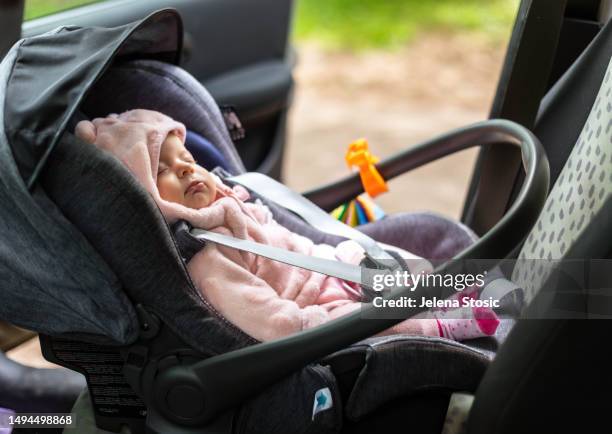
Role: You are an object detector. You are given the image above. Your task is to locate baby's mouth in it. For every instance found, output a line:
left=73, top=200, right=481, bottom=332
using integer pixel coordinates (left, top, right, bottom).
left=186, top=180, right=206, bottom=195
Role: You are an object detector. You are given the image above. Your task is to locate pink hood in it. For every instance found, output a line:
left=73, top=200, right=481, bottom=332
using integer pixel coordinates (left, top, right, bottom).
left=75, top=109, right=259, bottom=234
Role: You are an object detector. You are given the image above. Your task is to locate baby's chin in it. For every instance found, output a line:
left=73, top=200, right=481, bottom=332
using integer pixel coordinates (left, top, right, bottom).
left=187, top=192, right=214, bottom=210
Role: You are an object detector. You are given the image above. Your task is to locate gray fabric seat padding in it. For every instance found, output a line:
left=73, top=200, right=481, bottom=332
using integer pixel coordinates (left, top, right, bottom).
left=325, top=335, right=491, bottom=422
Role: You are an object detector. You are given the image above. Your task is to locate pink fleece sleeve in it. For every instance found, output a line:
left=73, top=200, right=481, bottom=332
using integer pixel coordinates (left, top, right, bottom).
left=188, top=242, right=332, bottom=342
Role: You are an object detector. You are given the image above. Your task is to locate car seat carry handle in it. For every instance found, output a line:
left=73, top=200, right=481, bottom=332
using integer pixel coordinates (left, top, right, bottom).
left=228, top=171, right=398, bottom=267
left=191, top=228, right=366, bottom=286
left=163, top=120, right=548, bottom=426
left=304, top=119, right=546, bottom=213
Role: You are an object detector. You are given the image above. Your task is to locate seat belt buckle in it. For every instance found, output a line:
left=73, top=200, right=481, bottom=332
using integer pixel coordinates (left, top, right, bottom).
left=358, top=253, right=402, bottom=302
left=361, top=252, right=404, bottom=273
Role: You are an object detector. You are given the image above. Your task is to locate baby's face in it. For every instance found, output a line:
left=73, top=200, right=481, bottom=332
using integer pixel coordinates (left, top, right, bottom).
left=156, top=134, right=217, bottom=209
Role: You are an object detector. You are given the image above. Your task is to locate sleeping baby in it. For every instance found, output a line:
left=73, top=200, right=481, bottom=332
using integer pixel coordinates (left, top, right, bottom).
left=75, top=109, right=499, bottom=342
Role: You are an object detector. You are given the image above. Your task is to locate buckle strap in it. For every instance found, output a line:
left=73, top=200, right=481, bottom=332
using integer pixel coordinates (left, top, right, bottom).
left=228, top=172, right=399, bottom=271
left=192, top=228, right=368, bottom=287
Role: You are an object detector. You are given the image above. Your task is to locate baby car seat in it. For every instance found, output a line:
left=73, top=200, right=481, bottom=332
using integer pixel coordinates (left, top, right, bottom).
left=2, top=8, right=604, bottom=434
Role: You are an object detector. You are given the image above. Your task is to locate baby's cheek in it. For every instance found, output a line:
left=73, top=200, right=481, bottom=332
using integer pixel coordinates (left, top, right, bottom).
left=158, top=180, right=185, bottom=206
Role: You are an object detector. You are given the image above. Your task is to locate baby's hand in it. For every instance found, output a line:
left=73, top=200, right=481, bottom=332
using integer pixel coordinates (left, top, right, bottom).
left=74, top=118, right=97, bottom=144
left=294, top=281, right=321, bottom=308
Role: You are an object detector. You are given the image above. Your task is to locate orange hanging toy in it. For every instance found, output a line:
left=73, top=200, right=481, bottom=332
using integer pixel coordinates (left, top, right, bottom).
left=344, top=138, right=388, bottom=197
left=331, top=139, right=388, bottom=227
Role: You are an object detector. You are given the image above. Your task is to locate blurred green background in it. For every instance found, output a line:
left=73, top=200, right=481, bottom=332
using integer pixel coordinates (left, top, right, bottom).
left=25, top=0, right=98, bottom=20
left=26, top=0, right=518, bottom=50
left=295, top=0, right=518, bottom=49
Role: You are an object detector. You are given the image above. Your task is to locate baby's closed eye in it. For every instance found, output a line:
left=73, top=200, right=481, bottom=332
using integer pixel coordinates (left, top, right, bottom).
left=181, top=151, right=196, bottom=163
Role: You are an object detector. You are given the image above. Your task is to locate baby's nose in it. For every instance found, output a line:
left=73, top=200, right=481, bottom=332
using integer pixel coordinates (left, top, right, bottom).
left=179, top=163, right=194, bottom=176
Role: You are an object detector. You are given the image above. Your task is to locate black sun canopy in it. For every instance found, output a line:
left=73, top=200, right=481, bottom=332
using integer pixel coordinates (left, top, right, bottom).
left=3, top=9, right=182, bottom=189
left=0, top=10, right=183, bottom=345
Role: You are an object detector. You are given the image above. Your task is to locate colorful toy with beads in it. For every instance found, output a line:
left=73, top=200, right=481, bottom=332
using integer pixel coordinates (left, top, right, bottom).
left=331, top=138, right=388, bottom=226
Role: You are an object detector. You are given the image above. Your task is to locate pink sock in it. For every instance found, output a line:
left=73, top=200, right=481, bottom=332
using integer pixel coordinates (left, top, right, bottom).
left=433, top=306, right=500, bottom=341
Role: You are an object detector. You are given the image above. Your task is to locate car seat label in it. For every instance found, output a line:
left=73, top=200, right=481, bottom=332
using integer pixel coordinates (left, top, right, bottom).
left=312, top=387, right=333, bottom=420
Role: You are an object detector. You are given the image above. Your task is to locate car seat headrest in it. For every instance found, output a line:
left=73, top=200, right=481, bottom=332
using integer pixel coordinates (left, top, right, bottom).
left=185, top=130, right=230, bottom=171
left=79, top=59, right=246, bottom=175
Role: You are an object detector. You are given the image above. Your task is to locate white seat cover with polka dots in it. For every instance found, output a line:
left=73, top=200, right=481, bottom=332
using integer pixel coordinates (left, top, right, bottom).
left=512, top=57, right=612, bottom=303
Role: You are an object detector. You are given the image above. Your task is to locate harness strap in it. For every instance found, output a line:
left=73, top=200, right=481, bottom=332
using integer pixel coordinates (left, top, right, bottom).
left=228, top=172, right=398, bottom=266
left=191, top=228, right=367, bottom=287
left=191, top=226, right=523, bottom=302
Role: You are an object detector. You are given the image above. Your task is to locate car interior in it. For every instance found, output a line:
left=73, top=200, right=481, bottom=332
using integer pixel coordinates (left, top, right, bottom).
left=0, top=1, right=610, bottom=433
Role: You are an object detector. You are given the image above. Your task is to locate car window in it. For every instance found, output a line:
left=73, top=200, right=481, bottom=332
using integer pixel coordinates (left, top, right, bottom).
left=25, top=0, right=102, bottom=20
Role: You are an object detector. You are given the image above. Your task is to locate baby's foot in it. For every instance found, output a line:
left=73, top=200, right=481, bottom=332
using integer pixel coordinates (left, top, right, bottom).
left=434, top=306, right=499, bottom=341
